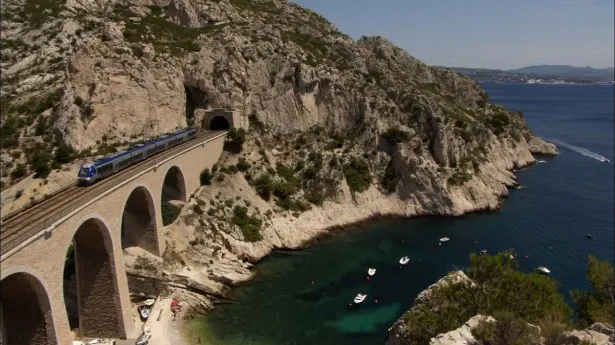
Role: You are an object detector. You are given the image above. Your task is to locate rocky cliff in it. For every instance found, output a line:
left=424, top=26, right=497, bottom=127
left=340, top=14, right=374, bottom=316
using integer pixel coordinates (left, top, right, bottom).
left=386, top=272, right=614, bottom=345
left=1, top=0, right=559, bottom=317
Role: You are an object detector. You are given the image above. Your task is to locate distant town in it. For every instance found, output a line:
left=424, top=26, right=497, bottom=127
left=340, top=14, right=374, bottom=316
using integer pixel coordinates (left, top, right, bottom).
left=435, top=65, right=615, bottom=85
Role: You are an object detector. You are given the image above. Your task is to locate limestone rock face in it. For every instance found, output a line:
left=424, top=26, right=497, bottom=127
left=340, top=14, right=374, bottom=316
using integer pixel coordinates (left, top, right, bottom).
left=555, top=328, right=613, bottom=345
left=528, top=136, right=559, bottom=156
left=429, top=315, right=495, bottom=345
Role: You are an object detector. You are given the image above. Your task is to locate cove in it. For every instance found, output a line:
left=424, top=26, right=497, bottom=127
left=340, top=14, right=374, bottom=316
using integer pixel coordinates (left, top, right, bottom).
left=185, top=84, right=614, bottom=345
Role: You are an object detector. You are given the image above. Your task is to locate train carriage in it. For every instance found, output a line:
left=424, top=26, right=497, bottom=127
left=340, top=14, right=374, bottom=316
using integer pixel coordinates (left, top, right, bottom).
left=77, top=127, right=197, bottom=186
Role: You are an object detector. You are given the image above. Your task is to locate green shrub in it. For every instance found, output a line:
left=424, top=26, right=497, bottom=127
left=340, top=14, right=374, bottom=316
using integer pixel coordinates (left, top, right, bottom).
left=54, top=143, right=76, bottom=165
left=0, top=116, right=19, bottom=148
left=232, top=206, right=262, bottom=242
left=200, top=168, right=212, bottom=185
left=161, top=199, right=182, bottom=225
left=252, top=173, right=273, bottom=200
left=381, top=160, right=399, bottom=194
left=236, top=158, right=251, bottom=172
left=343, top=157, right=371, bottom=193
left=11, top=164, right=27, bottom=180
left=403, top=250, right=572, bottom=344
left=382, top=127, right=411, bottom=144
left=29, top=150, right=52, bottom=179
left=572, top=255, right=615, bottom=326
left=227, top=128, right=246, bottom=145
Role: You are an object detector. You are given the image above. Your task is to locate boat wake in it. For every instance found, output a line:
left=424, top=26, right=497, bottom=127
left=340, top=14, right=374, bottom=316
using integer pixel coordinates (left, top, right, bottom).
left=543, top=138, right=610, bottom=163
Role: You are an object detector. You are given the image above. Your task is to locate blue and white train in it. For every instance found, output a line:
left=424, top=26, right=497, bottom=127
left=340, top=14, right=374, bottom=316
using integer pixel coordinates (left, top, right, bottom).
left=77, top=127, right=197, bottom=186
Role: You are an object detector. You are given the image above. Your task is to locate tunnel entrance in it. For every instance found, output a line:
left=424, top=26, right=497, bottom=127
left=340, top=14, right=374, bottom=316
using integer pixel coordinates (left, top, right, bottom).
left=121, top=186, right=159, bottom=255
left=66, top=218, right=124, bottom=338
left=209, top=116, right=230, bottom=130
left=1, top=272, right=57, bottom=345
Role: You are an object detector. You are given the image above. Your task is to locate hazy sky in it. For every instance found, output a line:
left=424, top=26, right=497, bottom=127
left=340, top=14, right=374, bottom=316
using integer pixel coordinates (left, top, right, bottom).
left=292, top=0, right=614, bottom=70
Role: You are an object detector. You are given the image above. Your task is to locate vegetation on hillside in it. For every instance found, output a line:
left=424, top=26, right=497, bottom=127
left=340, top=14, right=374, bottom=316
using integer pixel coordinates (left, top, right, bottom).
left=401, top=251, right=614, bottom=344
left=572, top=255, right=615, bottom=327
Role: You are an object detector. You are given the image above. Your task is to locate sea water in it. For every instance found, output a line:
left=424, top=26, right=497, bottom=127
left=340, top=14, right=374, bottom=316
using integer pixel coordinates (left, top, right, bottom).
left=191, top=84, right=614, bottom=345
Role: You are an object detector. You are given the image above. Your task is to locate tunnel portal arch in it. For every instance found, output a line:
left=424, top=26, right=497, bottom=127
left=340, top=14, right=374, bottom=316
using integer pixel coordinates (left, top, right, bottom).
left=208, top=116, right=230, bottom=130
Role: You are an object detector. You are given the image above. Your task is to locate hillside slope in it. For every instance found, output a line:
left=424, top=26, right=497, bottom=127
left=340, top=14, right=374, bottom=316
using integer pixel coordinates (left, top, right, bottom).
left=1, top=0, right=558, bottom=317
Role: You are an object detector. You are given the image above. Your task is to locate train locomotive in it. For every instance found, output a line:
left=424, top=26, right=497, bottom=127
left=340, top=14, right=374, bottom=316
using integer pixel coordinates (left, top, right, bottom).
left=77, top=127, right=197, bottom=186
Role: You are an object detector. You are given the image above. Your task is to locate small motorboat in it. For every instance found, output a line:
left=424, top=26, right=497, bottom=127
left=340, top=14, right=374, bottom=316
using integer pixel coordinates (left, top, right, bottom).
left=536, top=266, right=551, bottom=275
left=439, top=237, right=450, bottom=243
left=479, top=249, right=487, bottom=256
left=354, top=294, right=367, bottom=304
left=586, top=234, right=594, bottom=240
left=399, top=256, right=410, bottom=265
left=537, top=160, right=546, bottom=163
left=144, top=298, right=155, bottom=307
left=138, top=305, right=150, bottom=321
left=368, top=268, right=376, bottom=276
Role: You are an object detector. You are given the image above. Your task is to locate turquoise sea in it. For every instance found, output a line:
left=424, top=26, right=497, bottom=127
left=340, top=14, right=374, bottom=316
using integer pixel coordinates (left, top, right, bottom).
left=192, top=84, right=614, bottom=345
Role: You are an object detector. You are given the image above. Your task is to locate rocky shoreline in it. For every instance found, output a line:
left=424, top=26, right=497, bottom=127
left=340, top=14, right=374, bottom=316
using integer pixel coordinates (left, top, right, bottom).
left=385, top=271, right=615, bottom=345
left=122, top=135, right=557, bottom=321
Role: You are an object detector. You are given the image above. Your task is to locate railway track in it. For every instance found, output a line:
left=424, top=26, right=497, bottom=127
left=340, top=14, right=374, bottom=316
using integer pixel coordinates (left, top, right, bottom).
left=1, top=130, right=226, bottom=256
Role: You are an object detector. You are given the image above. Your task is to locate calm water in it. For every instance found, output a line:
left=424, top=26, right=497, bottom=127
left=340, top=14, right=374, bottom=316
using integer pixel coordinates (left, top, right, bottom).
left=192, top=84, right=614, bottom=345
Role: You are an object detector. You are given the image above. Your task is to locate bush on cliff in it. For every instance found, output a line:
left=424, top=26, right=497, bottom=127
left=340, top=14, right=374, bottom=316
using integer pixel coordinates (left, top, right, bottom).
left=571, top=255, right=615, bottom=327
left=343, top=157, right=371, bottom=193
left=200, top=168, right=213, bottom=185
left=382, top=127, right=411, bottom=144
left=232, top=206, right=262, bottom=242
left=402, top=250, right=572, bottom=344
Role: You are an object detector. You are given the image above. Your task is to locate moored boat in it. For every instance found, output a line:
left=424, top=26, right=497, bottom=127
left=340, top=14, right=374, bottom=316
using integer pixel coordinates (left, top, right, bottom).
left=536, top=266, right=551, bottom=275
left=439, top=237, right=450, bottom=242
left=368, top=268, right=376, bottom=276
left=354, top=294, right=367, bottom=304
left=399, top=256, right=410, bottom=265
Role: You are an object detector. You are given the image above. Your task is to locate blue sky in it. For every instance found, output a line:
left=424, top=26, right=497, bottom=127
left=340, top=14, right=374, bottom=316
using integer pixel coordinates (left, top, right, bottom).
left=292, top=0, right=614, bottom=70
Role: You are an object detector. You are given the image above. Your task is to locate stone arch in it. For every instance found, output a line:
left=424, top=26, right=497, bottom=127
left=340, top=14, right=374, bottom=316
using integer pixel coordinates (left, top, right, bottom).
left=162, top=165, right=187, bottom=202
left=208, top=116, right=230, bottom=130
left=1, top=269, right=58, bottom=345
left=121, top=185, right=159, bottom=255
left=67, top=217, right=125, bottom=338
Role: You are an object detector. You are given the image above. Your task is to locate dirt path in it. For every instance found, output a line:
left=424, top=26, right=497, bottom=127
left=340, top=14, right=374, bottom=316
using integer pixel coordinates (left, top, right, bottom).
left=145, top=297, right=189, bottom=345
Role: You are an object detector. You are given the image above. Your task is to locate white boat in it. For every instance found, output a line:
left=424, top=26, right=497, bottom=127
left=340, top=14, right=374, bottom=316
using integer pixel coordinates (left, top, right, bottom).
left=536, top=266, right=551, bottom=275
left=138, top=305, right=150, bottom=320
left=399, top=256, right=410, bottom=265
left=144, top=298, right=155, bottom=306
left=479, top=249, right=487, bottom=255
left=354, top=294, right=367, bottom=304
left=537, top=160, right=546, bottom=163
left=439, top=237, right=450, bottom=242
left=368, top=268, right=376, bottom=276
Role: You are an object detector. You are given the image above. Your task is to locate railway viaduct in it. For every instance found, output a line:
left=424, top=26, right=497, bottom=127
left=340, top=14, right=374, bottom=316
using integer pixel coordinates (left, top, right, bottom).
left=0, top=109, right=246, bottom=345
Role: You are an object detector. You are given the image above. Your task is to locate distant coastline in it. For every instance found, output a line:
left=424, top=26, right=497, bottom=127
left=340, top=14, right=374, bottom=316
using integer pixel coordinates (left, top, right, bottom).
left=435, top=65, right=614, bottom=85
